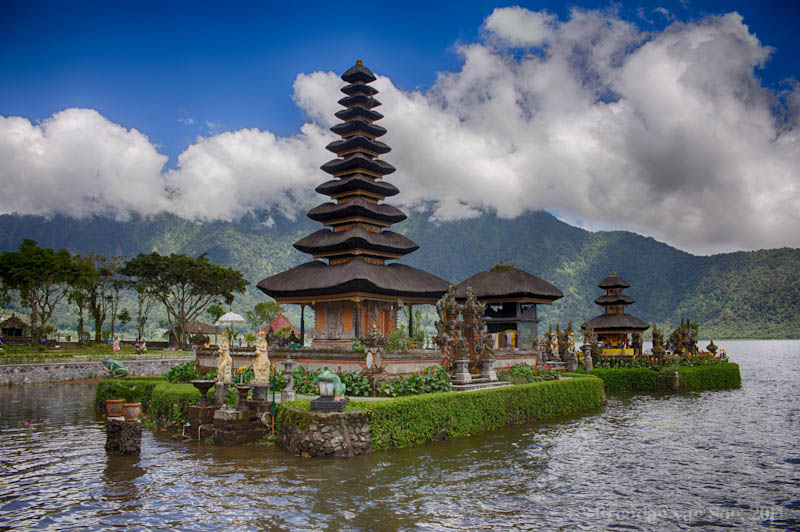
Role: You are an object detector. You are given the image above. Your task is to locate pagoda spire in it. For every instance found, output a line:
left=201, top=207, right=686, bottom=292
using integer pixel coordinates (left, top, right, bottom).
left=293, top=60, right=418, bottom=266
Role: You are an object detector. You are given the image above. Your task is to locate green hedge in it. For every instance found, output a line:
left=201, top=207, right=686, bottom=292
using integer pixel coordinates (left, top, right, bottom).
left=676, top=363, right=741, bottom=391
left=589, top=368, right=659, bottom=392
left=95, top=377, right=164, bottom=412
left=589, top=363, right=741, bottom=393
left=149, top=382, right=202, bottom=428
left=341, top=375, right=604, bottom=451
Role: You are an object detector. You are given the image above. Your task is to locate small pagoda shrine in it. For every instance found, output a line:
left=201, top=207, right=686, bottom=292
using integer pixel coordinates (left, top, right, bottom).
left=582, top=271, right=649, bottom=355
left=454, top=263, right=563, bottom=351
left=258, top=60, right=449, bottom=348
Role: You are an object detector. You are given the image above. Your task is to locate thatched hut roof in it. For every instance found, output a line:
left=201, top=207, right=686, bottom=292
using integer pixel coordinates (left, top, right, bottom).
left=454, top=267, right=563, bottom=302
left=0, top=315, right=29, bottom=330
left=257, top=258, right=449, bottom=300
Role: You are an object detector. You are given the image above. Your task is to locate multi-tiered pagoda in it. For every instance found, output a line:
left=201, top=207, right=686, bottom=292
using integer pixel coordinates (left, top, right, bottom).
left=258, top=60, right=449, bottom=348
left=583, top=271, right=649, bottom=354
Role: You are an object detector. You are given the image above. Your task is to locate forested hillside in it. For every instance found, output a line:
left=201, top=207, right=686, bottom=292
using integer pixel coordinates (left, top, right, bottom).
left=1, top=209, right=798, bottom=339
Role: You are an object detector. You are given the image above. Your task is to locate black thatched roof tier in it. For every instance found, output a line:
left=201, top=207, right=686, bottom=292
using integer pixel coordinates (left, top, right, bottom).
left=257, top=258, right=449, bottom=300
left=307, top=199, right=407, bottom=224
left=331, top=120, right=387, bottom=138
left=335, top=106, right=384, bottom=122
left=294, top=227, right=419, bottom=256
left=315, top=175, right=399, bottom=198
left=583, top=313, right=649, bottom=332
left=341, top=61, right=376, bottom=84
left=454, top=267, right=563, bottom=302
left=594, top=294, right=635, bottom=305
left=321, top=153, right=395, bottom=176
left=326, top=136, right=391, bottom=156
left=341, top=83, right=378, bottom=97
left=338, top=94, right=382, bottom=109
left=599, top=275, right=630, bottom=289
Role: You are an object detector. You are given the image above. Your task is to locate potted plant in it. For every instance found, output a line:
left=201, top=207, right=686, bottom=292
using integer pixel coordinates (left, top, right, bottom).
left=105, top=399, right=125, bottom=417
left=110, top=382, right=143, bottom=422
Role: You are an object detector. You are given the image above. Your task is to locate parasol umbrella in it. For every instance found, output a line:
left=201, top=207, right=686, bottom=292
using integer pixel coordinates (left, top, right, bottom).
left=215, top=311, right=245, bottom=343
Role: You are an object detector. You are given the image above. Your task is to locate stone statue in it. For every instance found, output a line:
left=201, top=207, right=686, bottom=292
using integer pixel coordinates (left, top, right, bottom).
left=434, top=285, right=464, bottom=362
left=532, top=336, right=544, bottom=367
left=216, top=332, right=233, bottom=384
left=544, top=324, right=554, bottom=361
left=253, top=330, right=270, bottom=384
left=652, top=324, right=665, bottom=360
left=550, top=329, right=559, bottom=362
left=567, top=330, right=576, bottom=357
left=102, top=357, right=129, bottom=377
left=557, top=325, right=568, bottom=363
left=707, top=340, right=718, bottom=355
left=686, top=323, right=698, bottom=355
left=632, top=332, right=643, bottom=357
left=462, top=287, right=485, bottom=369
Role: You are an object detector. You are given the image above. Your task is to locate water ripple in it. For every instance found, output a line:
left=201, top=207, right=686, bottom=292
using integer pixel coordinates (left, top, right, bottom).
left=1, top=340, right=798, bottom=531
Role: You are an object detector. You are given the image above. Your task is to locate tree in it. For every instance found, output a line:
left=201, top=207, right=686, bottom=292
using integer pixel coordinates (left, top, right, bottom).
left=0, top=240, right=76, bottom=345
left=120, top=252, right=247, bottom=346
left=117, top=308, right=132, bottom=339
left=245, top=301, right=282, bottom=331
left=70, top=253, right=119, bottom=344
left=129, top=280, right=157, bottom=340
left=206, top=304, right=226, bottom=323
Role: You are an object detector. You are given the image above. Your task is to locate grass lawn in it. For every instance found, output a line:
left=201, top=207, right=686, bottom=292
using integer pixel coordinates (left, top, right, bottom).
left=0, top=343, right=193, bottom=364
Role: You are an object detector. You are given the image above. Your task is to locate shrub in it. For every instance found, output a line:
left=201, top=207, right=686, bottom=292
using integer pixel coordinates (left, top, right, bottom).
left=385, top=329, right=411, bottom=353
left=590, top=363, right=742, bottom=393
left=149, top=382, right=201, bottom=428
left=164, top=361, right=216, bottom=383
left=378, top=364, right=451, bottom=397
left=589, top=368, right=659, bottom=392
left=675, top=363, right=741, bottom=391
left=498, top=363, right=560, bottom=384
left=291, top=366, right=372, bottom=397
left=354, top=375, right=604, bottom=450
left=95, top=377, right=164, bottom=412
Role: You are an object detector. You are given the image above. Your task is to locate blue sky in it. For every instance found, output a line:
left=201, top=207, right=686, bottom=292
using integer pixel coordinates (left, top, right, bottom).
left=2, top=1, right=797, bottom=163
left=1, top=1, right=799, bottom=255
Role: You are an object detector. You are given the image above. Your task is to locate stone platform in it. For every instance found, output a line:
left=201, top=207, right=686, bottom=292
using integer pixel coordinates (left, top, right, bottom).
left=451, top=376, right=512, bottom=392
left=198, top=407, right=268, bottom=445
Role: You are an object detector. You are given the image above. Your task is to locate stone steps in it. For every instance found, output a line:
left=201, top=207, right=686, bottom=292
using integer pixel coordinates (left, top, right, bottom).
left=451, top=380, right=512, bottom=392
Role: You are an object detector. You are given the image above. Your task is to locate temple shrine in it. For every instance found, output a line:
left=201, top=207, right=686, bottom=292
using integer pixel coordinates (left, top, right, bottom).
left=454, top=263, right=563, bottom=350
left=582, top=271, right=649, bottom=355
left=257, top=60, right=449, bottom=348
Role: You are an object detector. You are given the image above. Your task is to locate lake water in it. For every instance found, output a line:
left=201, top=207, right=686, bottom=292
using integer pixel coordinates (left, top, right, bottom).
left=1, top=340, right=798, bottom=531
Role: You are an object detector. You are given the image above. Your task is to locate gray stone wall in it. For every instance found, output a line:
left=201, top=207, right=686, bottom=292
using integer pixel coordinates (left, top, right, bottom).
left=0, top=358, right=192, bottom=386
left=280, top=408, right=370, bottom=458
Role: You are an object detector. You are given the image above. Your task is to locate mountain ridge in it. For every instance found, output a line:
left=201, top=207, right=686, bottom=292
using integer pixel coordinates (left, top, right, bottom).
left=0, top=210, right=797, bottom=339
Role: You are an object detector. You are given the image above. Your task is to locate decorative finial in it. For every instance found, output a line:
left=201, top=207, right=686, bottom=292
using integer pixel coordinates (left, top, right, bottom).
left=356, top=59, right=363, bottom=66
left=610, top=269, right=616, bottom=276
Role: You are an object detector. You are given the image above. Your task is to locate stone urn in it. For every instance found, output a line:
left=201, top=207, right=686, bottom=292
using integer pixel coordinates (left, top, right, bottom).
left=122, top=403, right=141, bottom=422
left=106, top=399, right=125, bottom=417
left=190, top=380, right=215, bottom=407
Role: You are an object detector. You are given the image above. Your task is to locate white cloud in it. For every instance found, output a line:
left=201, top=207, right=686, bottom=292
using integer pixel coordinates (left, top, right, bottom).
left=483, top=6, right=558, bottom=47
left=1, top=9, right=798, bottom=255
left=0, top=108, right=169, bottom=219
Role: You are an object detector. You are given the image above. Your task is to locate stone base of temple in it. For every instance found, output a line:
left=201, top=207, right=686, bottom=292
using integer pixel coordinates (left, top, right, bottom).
left=311, top=339, right=355, bottom=350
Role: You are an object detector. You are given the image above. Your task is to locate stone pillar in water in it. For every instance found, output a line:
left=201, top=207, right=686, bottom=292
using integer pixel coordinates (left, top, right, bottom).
left=105, top=417, right=142, bottom=455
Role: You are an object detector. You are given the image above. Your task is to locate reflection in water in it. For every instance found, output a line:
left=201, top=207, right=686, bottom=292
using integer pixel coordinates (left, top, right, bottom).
left=0, top=340, right=798, bottom=531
